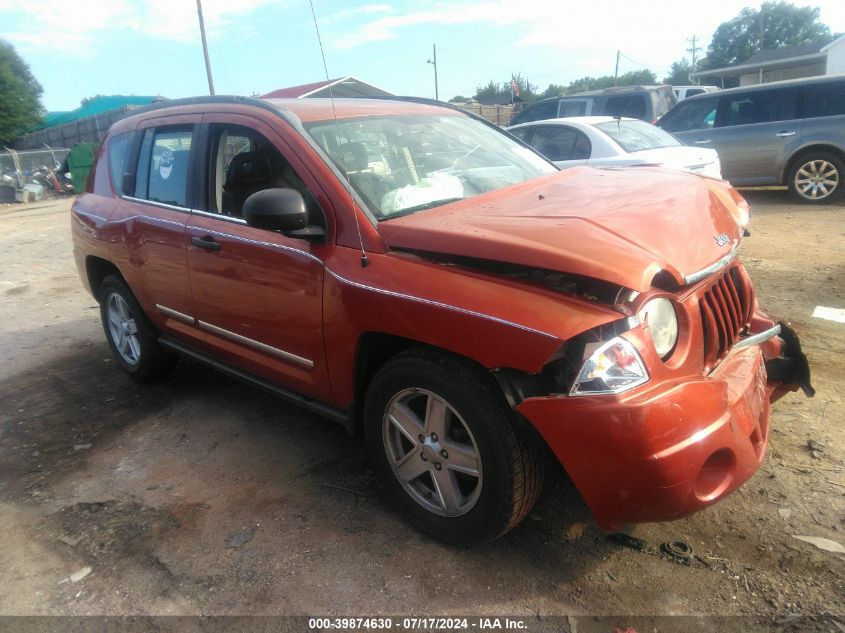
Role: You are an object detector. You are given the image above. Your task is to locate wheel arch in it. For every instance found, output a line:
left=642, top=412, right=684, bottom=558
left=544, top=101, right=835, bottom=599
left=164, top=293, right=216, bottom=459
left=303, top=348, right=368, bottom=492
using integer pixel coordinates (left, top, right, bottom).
left=85, top=256, right=126, bottom=302
left=350, top=331, right=557, bottom=453
left=781, top=143, right=845, bottom=184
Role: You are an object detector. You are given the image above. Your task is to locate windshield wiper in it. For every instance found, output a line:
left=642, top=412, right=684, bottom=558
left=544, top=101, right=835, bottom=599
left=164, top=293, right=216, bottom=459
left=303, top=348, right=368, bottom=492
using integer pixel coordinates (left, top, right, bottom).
left=381, top=197, right=464, bottom=220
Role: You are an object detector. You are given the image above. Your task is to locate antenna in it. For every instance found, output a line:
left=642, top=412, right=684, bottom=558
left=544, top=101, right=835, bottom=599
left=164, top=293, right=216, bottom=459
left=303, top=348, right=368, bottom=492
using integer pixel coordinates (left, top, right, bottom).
left=308, top=0, right=369, bottom=268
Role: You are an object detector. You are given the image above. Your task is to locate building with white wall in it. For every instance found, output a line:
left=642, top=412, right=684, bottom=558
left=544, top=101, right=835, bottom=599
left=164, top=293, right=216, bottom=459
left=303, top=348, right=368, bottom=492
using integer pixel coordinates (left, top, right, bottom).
left=691, top=34, right=845, bottom=87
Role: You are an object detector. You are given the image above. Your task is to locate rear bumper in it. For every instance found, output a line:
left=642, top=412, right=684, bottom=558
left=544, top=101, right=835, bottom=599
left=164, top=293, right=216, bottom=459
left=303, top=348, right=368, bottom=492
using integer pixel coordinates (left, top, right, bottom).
left=516, top=315, right=811, bottom=530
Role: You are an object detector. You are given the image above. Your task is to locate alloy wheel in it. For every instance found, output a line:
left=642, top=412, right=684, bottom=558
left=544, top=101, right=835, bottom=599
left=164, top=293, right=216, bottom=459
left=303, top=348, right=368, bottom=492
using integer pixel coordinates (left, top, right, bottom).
left=382, top=388, right=482, bottom=517
left=106, top=292, right=141, bottom=365
left=794, top=159, right=839, bottom=201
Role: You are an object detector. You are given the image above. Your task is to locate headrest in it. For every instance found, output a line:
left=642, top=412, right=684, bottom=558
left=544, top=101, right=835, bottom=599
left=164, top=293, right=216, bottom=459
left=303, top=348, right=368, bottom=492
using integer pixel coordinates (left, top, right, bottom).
left=226, top=151, right=272, bottom=186
left=340, top=142, right=369, bottom=172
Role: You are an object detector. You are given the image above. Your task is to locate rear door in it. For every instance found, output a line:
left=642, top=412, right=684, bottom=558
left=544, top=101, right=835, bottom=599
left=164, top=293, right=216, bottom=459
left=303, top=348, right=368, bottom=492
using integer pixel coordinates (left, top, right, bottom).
left=714, top=87, right=802, bottom=185
left=184, top=113, right=333, bottom=402
left=114, top=118, right=200, bottom=338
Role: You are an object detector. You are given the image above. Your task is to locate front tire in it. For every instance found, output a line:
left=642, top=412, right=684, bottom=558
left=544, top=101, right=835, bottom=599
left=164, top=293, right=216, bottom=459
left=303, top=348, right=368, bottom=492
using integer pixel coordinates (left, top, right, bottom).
left=787, top=152, right=844, bottom=203
left=364, top=349, right=543, bottom=546
left=98, top=276, right=175, bottom=382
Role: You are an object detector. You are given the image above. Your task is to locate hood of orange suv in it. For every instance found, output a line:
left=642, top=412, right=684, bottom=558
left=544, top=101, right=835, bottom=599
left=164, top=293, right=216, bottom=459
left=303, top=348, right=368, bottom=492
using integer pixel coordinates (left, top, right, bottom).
left=378, top=166, right=746, bottom=293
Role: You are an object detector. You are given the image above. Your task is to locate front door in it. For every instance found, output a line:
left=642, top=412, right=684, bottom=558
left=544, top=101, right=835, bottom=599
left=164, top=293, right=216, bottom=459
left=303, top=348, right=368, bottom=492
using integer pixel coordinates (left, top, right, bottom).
left=184, top=114, right=333, bottom=402
left=659, top=96, right=721, bottom=160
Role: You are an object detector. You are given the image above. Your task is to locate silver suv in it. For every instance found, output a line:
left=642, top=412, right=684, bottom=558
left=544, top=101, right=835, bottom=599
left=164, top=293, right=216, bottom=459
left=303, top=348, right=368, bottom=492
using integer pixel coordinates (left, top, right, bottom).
left=510, top=85, right=676, bottom=126
left=657, top=74, right=845, bottom=203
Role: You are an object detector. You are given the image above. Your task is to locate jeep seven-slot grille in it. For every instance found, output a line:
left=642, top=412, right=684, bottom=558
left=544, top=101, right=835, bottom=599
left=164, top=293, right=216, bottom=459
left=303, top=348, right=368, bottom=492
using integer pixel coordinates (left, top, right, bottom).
left=699, top=266, right=753, bottom=368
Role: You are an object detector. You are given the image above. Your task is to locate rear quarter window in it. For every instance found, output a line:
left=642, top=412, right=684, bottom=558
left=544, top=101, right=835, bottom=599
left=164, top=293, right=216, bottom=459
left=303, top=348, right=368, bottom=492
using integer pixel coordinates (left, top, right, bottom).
left=804, top=81, right=845, bottom=118
left=601, top=95, right=647, bottom=120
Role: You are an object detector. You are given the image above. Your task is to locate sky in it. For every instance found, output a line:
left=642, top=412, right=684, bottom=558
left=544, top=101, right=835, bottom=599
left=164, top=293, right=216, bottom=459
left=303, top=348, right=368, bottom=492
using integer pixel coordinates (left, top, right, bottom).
left=2, top=0, right=845, bottom=112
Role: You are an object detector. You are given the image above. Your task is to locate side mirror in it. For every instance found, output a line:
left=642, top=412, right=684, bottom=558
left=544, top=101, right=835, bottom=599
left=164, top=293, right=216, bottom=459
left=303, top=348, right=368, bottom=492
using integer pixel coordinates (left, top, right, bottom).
left=243, top=188, right=308, bottom=232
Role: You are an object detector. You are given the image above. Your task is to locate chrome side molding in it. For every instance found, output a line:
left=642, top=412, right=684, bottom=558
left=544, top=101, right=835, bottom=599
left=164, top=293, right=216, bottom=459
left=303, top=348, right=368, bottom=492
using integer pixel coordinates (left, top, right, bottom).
left=197, top=320, right=315, bottom=369
left=155, top=304, right=195, bottom=325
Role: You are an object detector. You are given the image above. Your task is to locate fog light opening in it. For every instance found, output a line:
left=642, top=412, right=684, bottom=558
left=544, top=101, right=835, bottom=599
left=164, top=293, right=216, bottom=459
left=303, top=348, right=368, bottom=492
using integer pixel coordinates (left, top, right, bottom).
left=694, top=449, right=736, bottom=501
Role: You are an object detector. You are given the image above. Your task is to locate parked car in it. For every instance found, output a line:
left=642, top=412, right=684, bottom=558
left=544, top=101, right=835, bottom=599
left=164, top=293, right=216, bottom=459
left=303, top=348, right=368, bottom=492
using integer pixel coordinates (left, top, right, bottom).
left=509, top=85, right=677, bottom=126
left=657, top=74, right=845, bottom=203
left=673, top=85, right=720, bottom=101
left=508, top=116, right=722, bottom=178
left=72, top=96, right=813, bottom=545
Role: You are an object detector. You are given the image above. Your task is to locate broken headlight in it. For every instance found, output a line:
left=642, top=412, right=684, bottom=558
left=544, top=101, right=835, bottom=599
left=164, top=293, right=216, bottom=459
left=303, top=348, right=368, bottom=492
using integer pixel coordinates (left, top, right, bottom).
left=638, top=297, right=678, bottom=359
left=569, top=337, right=649, bottom=396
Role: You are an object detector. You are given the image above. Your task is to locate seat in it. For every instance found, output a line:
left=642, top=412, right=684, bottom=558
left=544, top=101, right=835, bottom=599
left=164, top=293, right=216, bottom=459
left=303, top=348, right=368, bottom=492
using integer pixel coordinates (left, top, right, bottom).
left=539, top=143, right=563, bottom=161
left=340, top=142, right=389, bottom=213
left=572, top=136, right=591, bottom=160
left=734, top=101, right=753, bottom=126
left=222, top=149, right=275, bottom=215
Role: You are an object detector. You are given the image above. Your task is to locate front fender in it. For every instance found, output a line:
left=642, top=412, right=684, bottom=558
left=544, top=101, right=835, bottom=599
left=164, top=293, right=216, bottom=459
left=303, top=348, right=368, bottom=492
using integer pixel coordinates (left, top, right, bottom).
left=323, top=247, right=621, bottom=407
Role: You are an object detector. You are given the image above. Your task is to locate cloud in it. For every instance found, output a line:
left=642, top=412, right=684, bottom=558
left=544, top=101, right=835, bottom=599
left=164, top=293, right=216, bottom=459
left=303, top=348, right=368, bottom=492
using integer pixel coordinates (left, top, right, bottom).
left=321, top=3, right=395, bottom=25
left=0, top=0, right=283, bottom=54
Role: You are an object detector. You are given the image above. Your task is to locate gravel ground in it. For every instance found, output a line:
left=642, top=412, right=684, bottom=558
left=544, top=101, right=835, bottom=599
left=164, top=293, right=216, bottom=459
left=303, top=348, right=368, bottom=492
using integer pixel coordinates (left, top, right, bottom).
left=0, top=192, right=842, bottom=624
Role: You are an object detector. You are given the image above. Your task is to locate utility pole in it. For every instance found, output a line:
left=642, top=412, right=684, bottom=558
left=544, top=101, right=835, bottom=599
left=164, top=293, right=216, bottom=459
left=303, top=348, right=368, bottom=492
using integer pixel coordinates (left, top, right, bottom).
left=196, top=0, right=215, bottom=95
left=687, top=35, right=701, bottom=83
left=614, top=50, right=620, bottom=85
left=686, top=35, right=701, bottom=68
left=427, top=44, right=439, bottom=100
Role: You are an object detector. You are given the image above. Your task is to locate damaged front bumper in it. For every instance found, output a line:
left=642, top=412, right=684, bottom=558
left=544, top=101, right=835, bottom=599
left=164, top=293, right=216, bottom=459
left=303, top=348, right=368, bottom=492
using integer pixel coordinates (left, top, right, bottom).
left=515, top=313, right=813, bottom=531
left=763, top=321, right=815, bottom=398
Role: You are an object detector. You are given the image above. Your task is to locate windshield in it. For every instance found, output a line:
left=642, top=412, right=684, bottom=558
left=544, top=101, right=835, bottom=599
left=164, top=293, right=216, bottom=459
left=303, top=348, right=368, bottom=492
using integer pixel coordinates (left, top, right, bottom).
left=304, top=114, right=556, bottom=220
left=594, top=119, right=681, bottom=153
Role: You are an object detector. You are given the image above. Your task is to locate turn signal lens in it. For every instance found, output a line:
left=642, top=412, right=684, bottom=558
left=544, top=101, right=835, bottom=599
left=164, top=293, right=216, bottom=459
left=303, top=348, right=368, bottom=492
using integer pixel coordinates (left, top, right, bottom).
left=570, top=337, right=649, bottom=396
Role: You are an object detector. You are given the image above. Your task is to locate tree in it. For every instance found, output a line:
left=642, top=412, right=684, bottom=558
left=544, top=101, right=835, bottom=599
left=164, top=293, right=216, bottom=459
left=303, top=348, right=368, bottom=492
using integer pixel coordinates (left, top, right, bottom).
left=663, top=59, right=694, bottom=85
left=0, top=39, right=44, bottom=145
left=473, top=73, right=538, bottom=103
left=541, top=84, right=567, bottom=99
left=448, top=95, right=469, bottom=103
left=474, top=80, right=504, bottom=101
left=566, top=69, right=657, bottom=93
left=701, top=1, right=833, bottom=70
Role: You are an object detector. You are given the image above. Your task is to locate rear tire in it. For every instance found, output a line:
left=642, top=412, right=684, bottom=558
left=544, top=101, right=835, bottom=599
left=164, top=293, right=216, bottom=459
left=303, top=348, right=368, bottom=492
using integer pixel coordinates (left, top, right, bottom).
left=787, top=152, right=844, bottom=204
left=364, top=348, right=543, bottom=546
left=98, top=276, right=175, bottom=383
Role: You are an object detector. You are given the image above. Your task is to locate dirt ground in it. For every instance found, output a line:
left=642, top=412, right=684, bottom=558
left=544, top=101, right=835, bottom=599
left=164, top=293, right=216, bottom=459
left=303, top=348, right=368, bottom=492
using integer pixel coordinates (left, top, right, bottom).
left=0, top=191, right=843, bottom=622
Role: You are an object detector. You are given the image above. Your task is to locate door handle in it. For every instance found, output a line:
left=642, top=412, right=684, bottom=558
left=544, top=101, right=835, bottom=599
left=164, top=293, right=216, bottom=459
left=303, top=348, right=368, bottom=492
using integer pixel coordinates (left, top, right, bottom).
left=775, top=131, right=796, bottom=137
left=191, top=235, right=221, bottom=251
left=693, top=139, right=712, bottom=145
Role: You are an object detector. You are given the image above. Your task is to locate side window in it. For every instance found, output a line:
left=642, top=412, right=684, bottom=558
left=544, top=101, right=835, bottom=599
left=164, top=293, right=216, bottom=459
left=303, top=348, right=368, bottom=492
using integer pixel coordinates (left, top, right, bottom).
left=720, top=89, right=800, bottom=127
left=107, top=132, right=134, bottom=196
left=204, top=125, right=310, bottom=220
left=558, top=100, right=588, bottom=117
left=512, top=100, right=559, bottom=125
left=603, top=95, right=647, bottom=119
left=686, top=88, right=705, bottom=98
left=804, top=82, right=845, bottom=118
left=659, top=97, right=718, bottom=133
left=133, top=127, right=193, bottom=207
left=508, top=128, right=531, bottom=142
left=528, top=126, right=579, bottom=161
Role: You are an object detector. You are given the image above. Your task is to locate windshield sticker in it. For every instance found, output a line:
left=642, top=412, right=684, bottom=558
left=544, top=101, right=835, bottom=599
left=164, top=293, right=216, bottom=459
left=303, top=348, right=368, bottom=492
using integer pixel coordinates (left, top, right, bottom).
left=159, top=148, right=174, bottom=180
